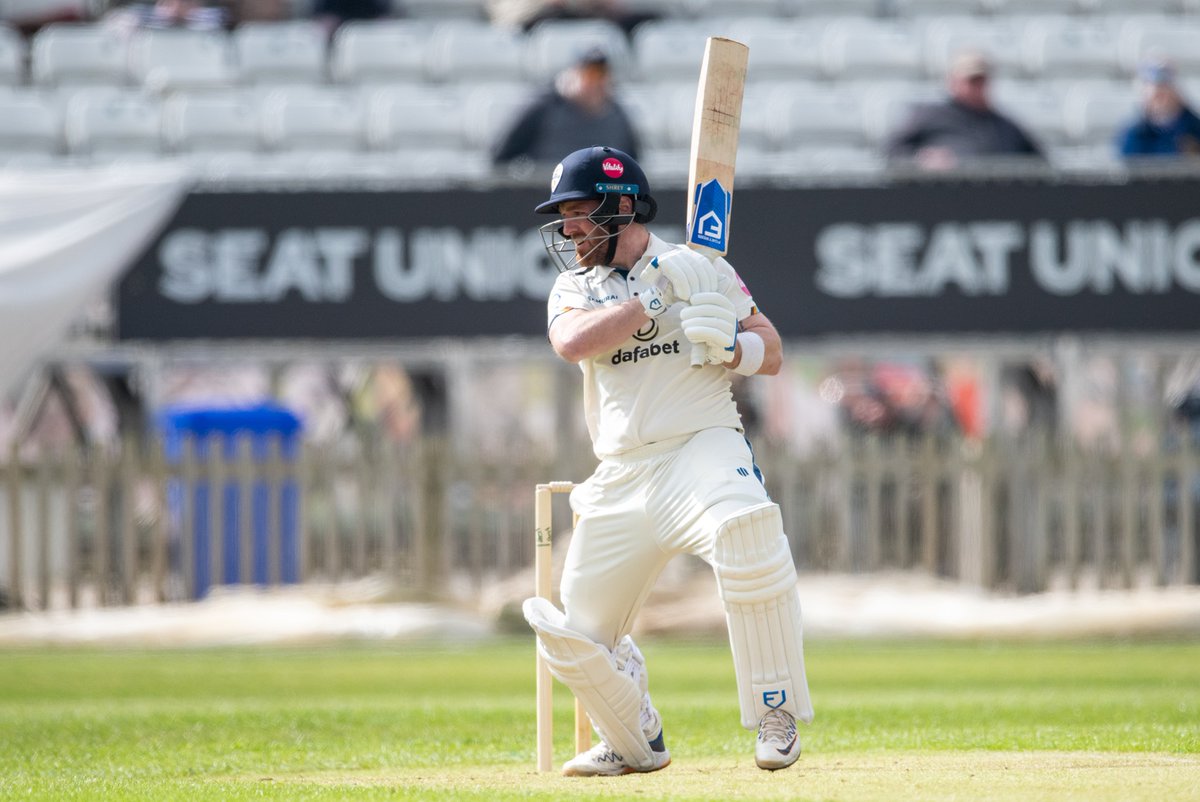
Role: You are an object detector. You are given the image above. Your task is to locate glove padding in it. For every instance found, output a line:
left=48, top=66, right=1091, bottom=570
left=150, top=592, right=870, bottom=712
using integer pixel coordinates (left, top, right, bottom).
left=679, top=291, right=737, bottom=364
left=644, top=247, right=719, bottom=302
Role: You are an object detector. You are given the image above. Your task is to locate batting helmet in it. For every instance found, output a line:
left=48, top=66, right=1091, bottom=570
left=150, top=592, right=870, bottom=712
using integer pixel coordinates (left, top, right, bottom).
left=534, top=146, right=658, bottom=224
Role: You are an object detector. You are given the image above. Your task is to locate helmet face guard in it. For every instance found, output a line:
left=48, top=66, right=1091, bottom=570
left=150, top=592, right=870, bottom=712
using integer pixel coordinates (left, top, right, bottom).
left=538, top=192, right=637, bottom=273
left=534, top=146, right=657, bottom=272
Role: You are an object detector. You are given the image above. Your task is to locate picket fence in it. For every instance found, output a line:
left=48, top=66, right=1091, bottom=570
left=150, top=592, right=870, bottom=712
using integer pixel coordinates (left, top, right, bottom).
left=1, top=430, right=1196, bottom=612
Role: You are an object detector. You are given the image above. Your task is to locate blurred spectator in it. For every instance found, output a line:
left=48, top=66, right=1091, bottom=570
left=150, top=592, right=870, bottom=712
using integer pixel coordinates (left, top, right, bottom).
left=492, top=46, right=640, bottom=173
left=104, top=0, right=230, bottom=33
left=1117, top=58, right=1200, bottom=160
left=884, top=49, right=1044, bottom=170
left=486, top=0, right=656, bottom=36
left=823, top=359, right=960, bottom=438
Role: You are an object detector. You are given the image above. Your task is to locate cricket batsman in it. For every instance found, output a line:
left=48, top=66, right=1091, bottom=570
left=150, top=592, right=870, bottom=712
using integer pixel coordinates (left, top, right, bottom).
left=522, top=146, right=814, bottom=775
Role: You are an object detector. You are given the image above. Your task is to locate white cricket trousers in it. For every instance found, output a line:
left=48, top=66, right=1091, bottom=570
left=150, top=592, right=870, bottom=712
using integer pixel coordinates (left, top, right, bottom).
left=561, top=426, right=774, bottom=651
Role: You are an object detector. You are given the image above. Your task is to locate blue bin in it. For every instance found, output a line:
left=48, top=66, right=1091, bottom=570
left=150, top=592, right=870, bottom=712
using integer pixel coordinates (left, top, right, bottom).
left=160, top=404, right=303, bottom=599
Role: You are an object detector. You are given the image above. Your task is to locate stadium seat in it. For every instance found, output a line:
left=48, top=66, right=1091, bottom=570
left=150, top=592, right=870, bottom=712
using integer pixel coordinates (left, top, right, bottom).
left=859, top=82, right=943, bottom=144
left=630, top=20, right=712, bottom=83
left=686, top=0, right=787, bottom=15
left=1062, top=82, right=1137, bottom=146
left=161, top=91, right=262, bottom=153
left=1078, top=0, right=1180, bottom=13
left=661, top=82, right=709, bottom=149
left=990, top=81, right=1072, bottom=145
left=373, top=148, right=492, bottom=184
left=772, top=144, right=886, bottom=176
left=63, top=90, right=163, bottom=156
left=1021, top=17, right=1123, bottom=79
left=0, top=90, right=61, bottom=155
left=127, top=29, right=235, bottom=94
left=987, top=0, right=1077, bottom=14
left=0, top=23, right=24, bottom=86
left=637, top=143, right=690, bottom=187
left=459, top=82, right=537, bottom=151
left=523, top=19, right=632, bottom=83
left=260, top=87, right=366, bottom=152
left=403, top=0, right=486, bottom=18
left=727, top=20, right=825, bottom=82
left=30, top=23, right=130, bottom=88
left=329, top=20, right=428, bottom=86
left=922, top=17, right=1026, bottom=79
left=757, top=85, right=869, bottom=149
left=893, top=0, right=989, bottom=17
left=364, top=85, right=465, bottom=150
left=609, top=84, right=667, bottom=151
left=424, top=21, right=525, bottom=84
left=1116, top=19, right=1200, bottom=76
left=783, top=0, right=884, bottom=17
left=821, top=20, right=924, bottom=80
left=233, top=21, right=328, bottom=86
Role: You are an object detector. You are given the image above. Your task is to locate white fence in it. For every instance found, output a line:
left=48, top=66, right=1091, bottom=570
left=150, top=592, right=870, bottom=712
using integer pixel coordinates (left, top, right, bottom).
left=1, top=430, right=1197, bottom=612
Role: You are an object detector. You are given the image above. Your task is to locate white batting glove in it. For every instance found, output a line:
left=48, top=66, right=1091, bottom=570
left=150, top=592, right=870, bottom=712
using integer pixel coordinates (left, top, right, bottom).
left=637, top=285, right=669, bottom=318
left=679, top=291, right=737, bottom=364
left=643, top=247, right=718, bottom=302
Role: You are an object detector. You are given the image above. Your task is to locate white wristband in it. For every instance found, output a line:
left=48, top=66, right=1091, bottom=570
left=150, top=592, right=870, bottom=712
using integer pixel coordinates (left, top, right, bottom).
left=732, top=331, right=764, bottom=376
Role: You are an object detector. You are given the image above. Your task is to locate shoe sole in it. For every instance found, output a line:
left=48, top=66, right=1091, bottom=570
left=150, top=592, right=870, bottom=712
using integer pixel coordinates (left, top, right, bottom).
left=755, top=751, right=799, bottom=771
left=562, top=756, right=671, bottom=777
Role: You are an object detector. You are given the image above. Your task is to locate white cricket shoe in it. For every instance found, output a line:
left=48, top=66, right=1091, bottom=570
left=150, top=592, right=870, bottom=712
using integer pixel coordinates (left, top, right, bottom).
left=561, top=729, right=670, bottom=777
left=755, top=709, right=800, bottom=771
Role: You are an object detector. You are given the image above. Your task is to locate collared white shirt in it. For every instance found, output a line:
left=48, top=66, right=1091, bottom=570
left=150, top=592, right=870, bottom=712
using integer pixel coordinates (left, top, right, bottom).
left=547, top=233, right=758, bottom=459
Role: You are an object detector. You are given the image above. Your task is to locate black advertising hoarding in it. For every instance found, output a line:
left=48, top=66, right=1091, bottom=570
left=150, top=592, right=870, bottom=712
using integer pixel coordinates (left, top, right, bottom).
left=116, top=177, right=1200, bottom=340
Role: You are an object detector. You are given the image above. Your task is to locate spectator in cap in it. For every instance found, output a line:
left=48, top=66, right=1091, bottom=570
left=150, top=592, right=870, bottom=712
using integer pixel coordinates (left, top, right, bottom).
left=492, top=46, right=641, bottom=174
left=884, top=49, right=1045, bottom=170
left=1117, top=57, right=1200, bottom=159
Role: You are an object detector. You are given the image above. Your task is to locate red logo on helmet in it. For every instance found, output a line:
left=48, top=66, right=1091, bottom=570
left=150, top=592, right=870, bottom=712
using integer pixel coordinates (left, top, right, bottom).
left=601, top=158, right=624, bottom=178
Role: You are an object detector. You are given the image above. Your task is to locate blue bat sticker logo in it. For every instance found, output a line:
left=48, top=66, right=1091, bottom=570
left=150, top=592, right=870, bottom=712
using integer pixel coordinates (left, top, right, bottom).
left=689, top=178, right=731, bottom=252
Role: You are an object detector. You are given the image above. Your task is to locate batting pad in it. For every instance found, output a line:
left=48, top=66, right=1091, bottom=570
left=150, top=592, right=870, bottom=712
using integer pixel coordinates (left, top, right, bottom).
left=712, top=502, right=815, bottom=730
left=522, top=597, right=655, bottom=769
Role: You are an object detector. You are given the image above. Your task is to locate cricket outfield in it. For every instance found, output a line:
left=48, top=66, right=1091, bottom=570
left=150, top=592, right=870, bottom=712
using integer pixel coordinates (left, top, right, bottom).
left=2, top=639, right=1196, bottom=801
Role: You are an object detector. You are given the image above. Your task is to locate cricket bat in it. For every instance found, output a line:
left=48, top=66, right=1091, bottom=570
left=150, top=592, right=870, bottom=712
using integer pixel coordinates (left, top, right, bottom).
left=685, top=36, right=748, bottom=367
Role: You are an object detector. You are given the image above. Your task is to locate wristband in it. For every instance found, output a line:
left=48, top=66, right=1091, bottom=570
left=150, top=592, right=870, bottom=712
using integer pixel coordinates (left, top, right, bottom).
left=732, top=331, right=764, bottom=376
left=637, top=285, right=668, bottom=318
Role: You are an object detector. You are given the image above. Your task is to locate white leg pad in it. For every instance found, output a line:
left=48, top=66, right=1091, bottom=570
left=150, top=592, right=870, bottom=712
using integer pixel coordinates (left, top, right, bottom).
left=713, top=502, right=815, bottom=729
left=522, top=597, right=655, bottom=770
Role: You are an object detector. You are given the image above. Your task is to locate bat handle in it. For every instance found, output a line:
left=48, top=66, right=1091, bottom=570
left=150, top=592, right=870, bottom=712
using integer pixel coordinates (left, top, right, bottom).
left=690, top=343, right=707, bottom=368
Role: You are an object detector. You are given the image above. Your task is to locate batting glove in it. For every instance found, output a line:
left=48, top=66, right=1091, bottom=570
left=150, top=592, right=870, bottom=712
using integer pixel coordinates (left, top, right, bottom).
left=643, top=247, right=718, bottom=302
left=680, top=291, right=737, bottom=364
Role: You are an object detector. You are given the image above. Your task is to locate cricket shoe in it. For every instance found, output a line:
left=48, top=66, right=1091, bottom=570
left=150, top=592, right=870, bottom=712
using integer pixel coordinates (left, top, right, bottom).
left=561, top=729, right=670, bottom=777
left=755, top=709, right=800, bottom=771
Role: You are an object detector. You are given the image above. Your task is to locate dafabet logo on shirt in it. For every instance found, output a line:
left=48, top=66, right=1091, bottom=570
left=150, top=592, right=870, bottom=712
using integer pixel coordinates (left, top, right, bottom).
left=610, top=340, right=682, bottom=365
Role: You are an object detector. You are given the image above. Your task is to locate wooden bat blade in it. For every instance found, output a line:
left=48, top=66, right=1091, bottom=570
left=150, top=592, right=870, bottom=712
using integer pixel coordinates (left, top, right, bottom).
left=685, top=36, right=748, bottom=367
left=686, top=36, right=748, bottom=261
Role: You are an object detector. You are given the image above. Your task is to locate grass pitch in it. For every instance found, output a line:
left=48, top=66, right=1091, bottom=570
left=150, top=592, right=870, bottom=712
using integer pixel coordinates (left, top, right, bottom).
left=1, top=638, right=1197, bottom=801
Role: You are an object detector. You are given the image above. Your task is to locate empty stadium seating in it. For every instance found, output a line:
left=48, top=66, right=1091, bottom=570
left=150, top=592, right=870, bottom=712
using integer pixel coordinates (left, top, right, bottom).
left=1, top=1, right=1198, bottom=179
left=30, top=23, right=129, bottom=87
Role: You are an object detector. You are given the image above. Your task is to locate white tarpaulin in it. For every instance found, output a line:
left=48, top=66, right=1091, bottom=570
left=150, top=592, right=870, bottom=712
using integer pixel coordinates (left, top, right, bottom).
left=0, top=164, right=192, bottom=398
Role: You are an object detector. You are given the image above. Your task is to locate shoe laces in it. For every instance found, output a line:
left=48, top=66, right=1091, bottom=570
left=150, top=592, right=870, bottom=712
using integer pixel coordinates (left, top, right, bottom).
left=584, top=742, right=625, bottom=765
left=758, top=709, right=796, bottom=744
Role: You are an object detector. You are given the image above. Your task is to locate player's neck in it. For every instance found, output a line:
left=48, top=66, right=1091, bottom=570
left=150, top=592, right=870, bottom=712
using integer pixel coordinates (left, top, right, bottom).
left=610, top=224, right=649, bottom=269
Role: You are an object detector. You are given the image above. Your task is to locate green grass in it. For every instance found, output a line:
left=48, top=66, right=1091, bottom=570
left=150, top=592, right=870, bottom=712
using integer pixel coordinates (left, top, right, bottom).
left=1, top=638, right=1198, bottom=800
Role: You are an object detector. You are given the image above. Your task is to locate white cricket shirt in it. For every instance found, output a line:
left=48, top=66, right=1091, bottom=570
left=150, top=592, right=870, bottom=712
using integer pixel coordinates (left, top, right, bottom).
left=547, top=233, right=758, bottom=459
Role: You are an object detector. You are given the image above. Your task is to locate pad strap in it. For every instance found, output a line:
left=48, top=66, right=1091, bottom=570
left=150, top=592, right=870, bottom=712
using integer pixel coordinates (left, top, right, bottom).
left=522, top=598, right=655, bottom=769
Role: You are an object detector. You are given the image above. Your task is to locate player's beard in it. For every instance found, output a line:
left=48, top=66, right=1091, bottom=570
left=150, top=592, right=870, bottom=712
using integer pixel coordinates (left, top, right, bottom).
left=570, top=223, right=615, bottom=268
